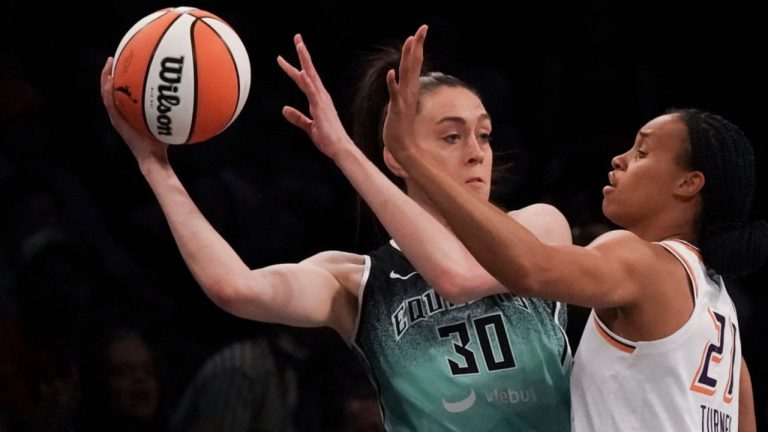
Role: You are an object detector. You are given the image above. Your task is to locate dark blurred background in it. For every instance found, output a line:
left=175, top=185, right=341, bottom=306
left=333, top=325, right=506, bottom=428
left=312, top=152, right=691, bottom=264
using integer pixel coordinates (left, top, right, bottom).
left=1, top=1, right=766, bottom=430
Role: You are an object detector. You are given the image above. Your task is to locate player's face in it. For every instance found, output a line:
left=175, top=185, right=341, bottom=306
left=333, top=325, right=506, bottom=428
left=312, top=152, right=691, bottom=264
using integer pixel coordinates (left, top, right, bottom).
left=413, top=86, right=493, bottom=200
left=602, top=113, right=692, bottom=229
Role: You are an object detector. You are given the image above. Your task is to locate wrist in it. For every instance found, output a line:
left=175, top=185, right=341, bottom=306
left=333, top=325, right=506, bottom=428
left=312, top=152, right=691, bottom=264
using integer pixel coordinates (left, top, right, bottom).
left=138, top=153, right=172, bottom=179
left=330, top=138, right=360, bottom=163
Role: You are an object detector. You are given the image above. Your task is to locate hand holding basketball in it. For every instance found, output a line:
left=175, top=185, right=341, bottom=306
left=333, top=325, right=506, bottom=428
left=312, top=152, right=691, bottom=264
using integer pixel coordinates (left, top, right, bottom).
left=110, top=7, right=250, bottom=145
left=101, top=57, right=169, bottom=166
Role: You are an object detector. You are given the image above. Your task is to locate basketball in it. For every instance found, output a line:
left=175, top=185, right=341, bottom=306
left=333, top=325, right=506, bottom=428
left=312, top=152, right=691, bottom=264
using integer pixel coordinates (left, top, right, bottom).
left=111, top=7, right=250, bottom=145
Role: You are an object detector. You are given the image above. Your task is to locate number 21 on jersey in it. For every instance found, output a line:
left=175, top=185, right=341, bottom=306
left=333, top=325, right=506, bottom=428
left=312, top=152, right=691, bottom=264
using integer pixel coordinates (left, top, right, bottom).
left=690, top=308, right=738, bottom=403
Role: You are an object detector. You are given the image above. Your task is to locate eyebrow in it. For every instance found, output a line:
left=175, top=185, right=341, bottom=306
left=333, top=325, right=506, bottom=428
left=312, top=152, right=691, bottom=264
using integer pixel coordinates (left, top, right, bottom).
left=436, top=113, right=492, bottom=125
left=638, top=130, right=651, bottom=137
left=636, top=129, right=651, bottom=144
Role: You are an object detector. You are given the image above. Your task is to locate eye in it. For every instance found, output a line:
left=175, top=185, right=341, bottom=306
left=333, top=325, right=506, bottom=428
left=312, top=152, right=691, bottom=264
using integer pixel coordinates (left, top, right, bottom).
left=636, top=149, right=647, bottom=158
left=444, top=133, right=461, bottom=144
left=478, top=133, right=492, bottom=144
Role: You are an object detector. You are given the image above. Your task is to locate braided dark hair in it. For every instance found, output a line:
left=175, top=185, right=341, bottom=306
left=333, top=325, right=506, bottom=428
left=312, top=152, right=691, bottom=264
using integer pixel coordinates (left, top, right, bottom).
left=672, top=108, right=768, bottom=276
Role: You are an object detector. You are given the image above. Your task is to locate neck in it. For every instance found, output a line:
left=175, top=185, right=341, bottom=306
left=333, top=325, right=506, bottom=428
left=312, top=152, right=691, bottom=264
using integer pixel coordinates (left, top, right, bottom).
left=629, top=207, right=699, bottom=245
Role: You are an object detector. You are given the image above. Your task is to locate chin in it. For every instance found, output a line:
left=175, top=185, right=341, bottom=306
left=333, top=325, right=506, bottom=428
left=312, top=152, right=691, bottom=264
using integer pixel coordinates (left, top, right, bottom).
left=468, top=184, right=490, bottom=201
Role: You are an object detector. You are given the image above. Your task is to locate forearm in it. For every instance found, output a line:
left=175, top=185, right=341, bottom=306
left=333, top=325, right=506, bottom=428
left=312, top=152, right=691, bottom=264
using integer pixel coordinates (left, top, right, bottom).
left=140, top=158, right=251, bottom=302
left=393, top=148, right=548, bottom=293
left=138, top=158, right=358, bottom=334
left=334, top=144, right=504, bottom=300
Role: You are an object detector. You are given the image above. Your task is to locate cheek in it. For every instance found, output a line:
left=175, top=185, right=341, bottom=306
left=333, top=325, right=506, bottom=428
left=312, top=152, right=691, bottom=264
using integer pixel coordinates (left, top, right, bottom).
left=424, top=145, right=458, bottom=165
left=632, top=164, right=676, bottom=193
left=623, top=173, right=666, bottom=209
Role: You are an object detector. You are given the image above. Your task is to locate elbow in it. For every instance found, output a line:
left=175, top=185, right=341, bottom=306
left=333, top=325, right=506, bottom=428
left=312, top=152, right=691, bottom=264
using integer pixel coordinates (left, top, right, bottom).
left=203, top=280, right=237, bottom=311
left=200, top=275, right=247, bottom=315
left=424, top=250, right=551, bottom=303
left=432, top=281, right=473, bottom=304
left=428, top=269, right=493, bottom=305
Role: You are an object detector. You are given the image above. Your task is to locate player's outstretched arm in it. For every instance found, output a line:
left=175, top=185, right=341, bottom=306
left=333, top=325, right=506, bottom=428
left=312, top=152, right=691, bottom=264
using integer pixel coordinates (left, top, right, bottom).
left=101, top=58, right=360, bottom=337
left=382, top=27, right=660, bottom=308
left=278, top=33, right=570, bottom=303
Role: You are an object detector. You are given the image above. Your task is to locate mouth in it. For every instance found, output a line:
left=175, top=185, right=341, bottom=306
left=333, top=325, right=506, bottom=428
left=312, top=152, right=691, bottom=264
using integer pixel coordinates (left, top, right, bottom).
left=465, top=177, right=485, bottom=185
left=603, top=172, right=616, bottom=195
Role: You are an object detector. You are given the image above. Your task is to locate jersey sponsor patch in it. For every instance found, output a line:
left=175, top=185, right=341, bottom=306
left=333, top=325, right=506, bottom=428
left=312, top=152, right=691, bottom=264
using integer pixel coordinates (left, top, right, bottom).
left=442, top=389, right=477, bottom=413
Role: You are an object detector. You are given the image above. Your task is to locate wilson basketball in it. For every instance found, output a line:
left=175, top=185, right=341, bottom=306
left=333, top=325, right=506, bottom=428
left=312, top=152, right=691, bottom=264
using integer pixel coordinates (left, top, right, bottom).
left=111, top=7, right=250, bottom=144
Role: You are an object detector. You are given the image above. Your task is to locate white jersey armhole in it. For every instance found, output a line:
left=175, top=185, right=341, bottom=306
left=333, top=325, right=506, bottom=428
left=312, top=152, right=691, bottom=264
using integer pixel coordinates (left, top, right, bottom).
left=657, top=240, right=700, bottom=303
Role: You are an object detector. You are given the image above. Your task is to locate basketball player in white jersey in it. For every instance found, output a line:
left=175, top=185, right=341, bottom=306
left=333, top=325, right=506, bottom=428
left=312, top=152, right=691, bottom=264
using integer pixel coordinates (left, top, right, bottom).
left=383, top=26, right=762, bottom=431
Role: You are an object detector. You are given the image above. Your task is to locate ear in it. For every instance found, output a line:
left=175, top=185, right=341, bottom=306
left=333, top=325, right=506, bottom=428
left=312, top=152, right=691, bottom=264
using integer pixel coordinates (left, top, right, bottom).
left=675, top=170, right=705, bottom=198
left=383, top=147, right=409, bottom=179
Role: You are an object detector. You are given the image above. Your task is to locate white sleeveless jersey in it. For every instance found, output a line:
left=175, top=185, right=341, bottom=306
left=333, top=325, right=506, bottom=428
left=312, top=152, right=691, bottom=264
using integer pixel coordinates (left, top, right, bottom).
left=571, top=239, right=742, bottom=431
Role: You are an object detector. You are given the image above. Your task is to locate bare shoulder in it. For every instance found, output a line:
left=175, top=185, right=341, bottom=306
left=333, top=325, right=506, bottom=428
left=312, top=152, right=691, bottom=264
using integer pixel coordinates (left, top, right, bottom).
left=301, top=250, right=367, bottom=296
left=509, top=203, right=572, bottom=245
left=588, top=229, right=649, bottom=257
left=511, top=203, right=568, bottom=224
left=589, top=230, right=680, bottom=281
left=303, top=250, right=366, bottom=265
left=590, top=232, right=696, bottom=336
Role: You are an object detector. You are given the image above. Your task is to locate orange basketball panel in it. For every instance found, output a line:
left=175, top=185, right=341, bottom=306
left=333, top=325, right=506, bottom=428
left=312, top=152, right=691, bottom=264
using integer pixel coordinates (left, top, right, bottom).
left=187, top=21, right=239, bottom=143
left=112, top=10, right=181, bottom=139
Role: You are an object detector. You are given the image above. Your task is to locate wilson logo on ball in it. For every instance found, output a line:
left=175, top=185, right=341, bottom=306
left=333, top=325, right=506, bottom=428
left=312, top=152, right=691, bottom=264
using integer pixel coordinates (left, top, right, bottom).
left=155, top=56, right=184, bottom=137
left=112, top=7, right=250, bottom=145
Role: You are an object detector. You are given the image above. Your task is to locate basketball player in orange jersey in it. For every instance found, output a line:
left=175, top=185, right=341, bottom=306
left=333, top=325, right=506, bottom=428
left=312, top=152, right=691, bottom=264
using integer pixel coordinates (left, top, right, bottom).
left=382, top=25, right=761, bottom=431
left=99, top=28, right=574, bottom=428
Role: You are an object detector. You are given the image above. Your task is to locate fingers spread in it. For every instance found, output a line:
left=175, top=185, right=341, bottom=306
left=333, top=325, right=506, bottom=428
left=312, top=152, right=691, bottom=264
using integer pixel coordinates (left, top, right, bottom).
left=413, top=25, right=427, bottom=65
left=299, top=70, right=322, bottom=107
left=385, top=69, right=399, bottom=104
left=415, top=25, right=428, bottom=44
left=397, top=26, right=427, bottom=97
left=296, top=41, right=327, bottom=95
left=277, top=55, right=306, bottom=92
left=282, top=105, right=312, bottom=133
left=294, top=34, right=311, bottom=73
left=399, top=36, right=413, bottom=84
left=283, top=33, right=328, bottom=98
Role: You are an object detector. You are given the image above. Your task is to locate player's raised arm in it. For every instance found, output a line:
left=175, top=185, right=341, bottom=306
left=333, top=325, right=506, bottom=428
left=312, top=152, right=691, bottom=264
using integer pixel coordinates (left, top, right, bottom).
left=101, top=58, right=361, bottom=338
left=278, top=31, right=571, bottom=303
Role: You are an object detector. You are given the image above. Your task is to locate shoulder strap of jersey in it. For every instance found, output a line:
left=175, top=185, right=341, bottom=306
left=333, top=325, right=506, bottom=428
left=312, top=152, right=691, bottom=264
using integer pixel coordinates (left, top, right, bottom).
left=350, top=255, right=372, bottom=345
left=657, top=239, right=705, bottom=302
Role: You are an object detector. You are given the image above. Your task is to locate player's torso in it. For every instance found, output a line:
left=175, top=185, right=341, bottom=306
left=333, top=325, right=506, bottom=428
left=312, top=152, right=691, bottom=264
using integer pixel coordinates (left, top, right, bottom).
left=353, top=242, right=572, bottom=432
left=572, top=240, right=742, bottom=431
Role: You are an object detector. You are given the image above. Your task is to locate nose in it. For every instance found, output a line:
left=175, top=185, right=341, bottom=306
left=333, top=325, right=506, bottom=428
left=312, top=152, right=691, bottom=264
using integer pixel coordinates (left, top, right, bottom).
left=611, top=150, right=628, bottom=170
left=466, top=136, right=486, bottom=165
